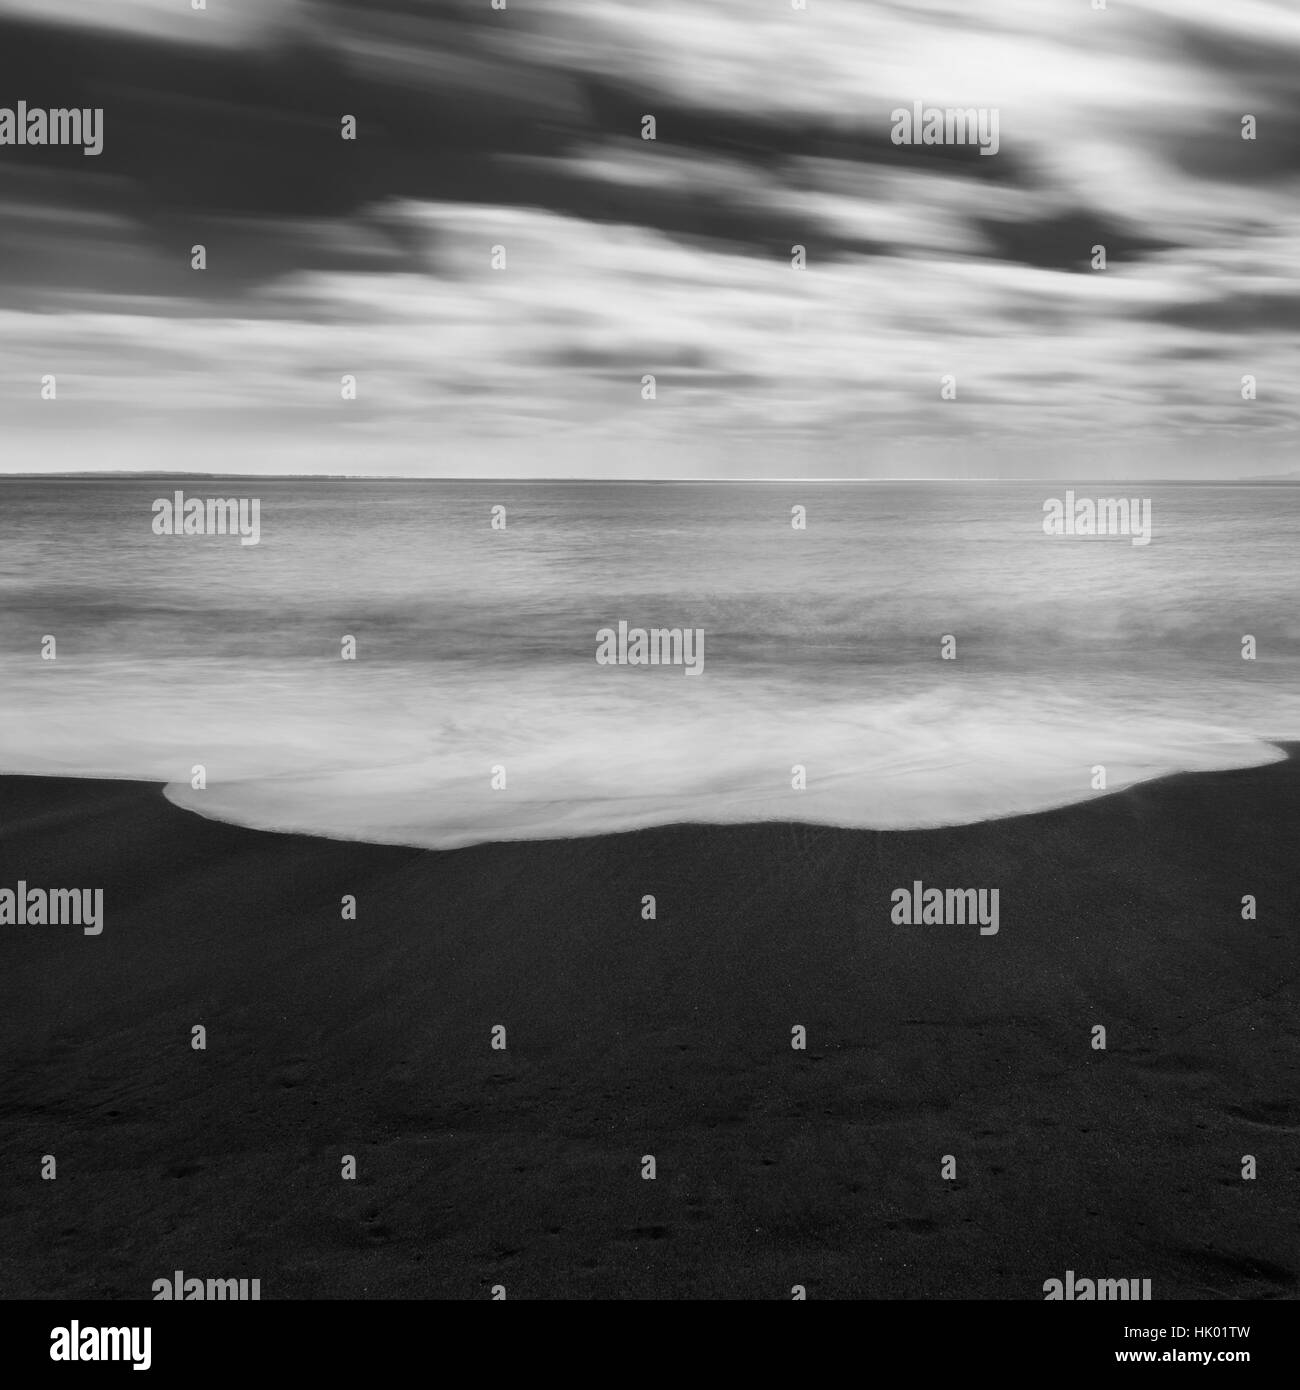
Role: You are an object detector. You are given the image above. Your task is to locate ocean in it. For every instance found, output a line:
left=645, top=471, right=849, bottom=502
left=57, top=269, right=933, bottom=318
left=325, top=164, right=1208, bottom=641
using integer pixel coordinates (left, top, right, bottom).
left=1, top=479, right=1297, bottom=848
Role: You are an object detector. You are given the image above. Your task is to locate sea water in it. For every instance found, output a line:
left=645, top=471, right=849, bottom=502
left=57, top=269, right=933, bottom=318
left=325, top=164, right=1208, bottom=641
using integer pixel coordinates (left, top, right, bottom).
left=0, top=479, right=1296, bottom=849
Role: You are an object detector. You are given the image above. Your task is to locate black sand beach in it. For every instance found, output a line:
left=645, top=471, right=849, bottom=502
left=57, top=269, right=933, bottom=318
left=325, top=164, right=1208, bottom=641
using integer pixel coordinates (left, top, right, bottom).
left=1, top=755, right=1296, bottom=1300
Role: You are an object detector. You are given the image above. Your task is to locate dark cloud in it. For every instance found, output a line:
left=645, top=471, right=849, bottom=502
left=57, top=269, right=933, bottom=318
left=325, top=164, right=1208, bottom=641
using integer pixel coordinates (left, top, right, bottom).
left=0, top=4, right=1080, bottom=279
left=0, top=0, right=1297, bottom=476
left=1152, top=292, right=1300, bottom=334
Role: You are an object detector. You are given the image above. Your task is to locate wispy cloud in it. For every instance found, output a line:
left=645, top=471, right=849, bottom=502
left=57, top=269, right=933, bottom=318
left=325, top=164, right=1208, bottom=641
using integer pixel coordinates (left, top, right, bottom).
left=0, top=0, right=1296, bottom=475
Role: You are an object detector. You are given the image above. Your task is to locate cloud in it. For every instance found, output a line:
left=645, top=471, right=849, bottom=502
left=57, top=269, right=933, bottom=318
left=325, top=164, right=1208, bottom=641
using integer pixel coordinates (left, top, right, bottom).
left=0, top=0, right=1297, bottom=475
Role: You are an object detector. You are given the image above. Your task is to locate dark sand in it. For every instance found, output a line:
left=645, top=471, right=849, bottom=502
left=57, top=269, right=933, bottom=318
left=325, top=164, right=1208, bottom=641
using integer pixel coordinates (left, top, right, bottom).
left=1, top=753, right=1297, bottom=1300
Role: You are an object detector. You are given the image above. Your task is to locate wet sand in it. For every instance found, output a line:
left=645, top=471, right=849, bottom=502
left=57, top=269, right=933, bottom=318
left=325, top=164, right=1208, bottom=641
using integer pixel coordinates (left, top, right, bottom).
left=1, top=754, right=1296, bottom=1299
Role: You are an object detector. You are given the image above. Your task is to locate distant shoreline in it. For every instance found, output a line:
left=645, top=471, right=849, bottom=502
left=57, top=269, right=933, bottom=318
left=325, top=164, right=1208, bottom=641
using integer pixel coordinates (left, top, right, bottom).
left=3, top=475, right=1300, bottom=485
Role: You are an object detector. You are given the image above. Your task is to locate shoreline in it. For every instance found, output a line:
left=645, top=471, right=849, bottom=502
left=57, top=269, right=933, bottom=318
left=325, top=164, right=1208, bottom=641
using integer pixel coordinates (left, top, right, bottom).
left=156, top=735, right=1296, bottom=853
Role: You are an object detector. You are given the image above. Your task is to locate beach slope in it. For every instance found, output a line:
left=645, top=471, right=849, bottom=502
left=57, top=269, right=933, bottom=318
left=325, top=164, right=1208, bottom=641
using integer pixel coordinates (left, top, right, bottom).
left=0, top=755, right=1296, bottom=1299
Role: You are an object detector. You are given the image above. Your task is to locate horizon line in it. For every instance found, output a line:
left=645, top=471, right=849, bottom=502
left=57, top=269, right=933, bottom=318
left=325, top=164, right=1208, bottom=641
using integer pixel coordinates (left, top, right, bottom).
left=3, top=473, right=1298, bottom=484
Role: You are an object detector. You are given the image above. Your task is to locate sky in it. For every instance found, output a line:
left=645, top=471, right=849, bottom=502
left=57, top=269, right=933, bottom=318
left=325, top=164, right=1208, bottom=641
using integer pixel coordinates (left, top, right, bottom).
left=0, top=0, right=1297, bottom=478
